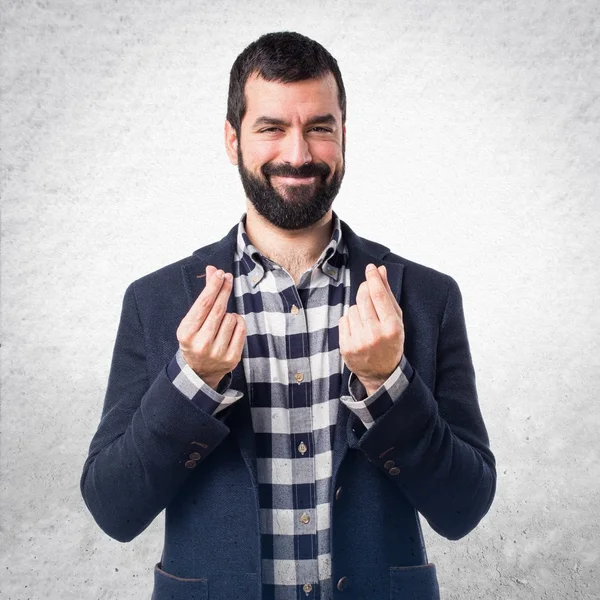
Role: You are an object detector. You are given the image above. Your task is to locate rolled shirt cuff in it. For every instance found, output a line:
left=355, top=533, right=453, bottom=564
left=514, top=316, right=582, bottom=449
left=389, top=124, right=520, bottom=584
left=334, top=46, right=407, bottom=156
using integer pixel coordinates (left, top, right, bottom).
left=167, top=349, right=244, bottom=416
left=341, top=355, right=414, bottom=429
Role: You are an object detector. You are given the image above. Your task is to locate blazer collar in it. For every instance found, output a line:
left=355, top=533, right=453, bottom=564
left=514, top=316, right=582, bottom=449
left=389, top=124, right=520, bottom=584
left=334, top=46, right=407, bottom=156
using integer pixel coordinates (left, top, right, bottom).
left=183, top=217, right=404, bottom=308
left=181, top=217, right=405, bottom=487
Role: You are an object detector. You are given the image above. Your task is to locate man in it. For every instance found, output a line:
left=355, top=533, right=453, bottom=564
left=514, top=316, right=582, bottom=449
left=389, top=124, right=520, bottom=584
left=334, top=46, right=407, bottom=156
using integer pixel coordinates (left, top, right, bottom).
left=81, top=31, right=496, bottom=600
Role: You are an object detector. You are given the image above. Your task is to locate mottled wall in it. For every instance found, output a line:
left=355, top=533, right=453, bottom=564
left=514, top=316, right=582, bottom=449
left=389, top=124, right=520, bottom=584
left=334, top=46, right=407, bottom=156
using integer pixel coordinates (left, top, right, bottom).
left=1, top=0, right=599, bottom=598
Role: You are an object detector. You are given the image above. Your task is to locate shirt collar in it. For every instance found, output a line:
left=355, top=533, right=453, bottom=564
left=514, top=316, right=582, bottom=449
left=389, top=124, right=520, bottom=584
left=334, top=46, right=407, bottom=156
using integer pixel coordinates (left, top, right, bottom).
left=235, top=212, right=344, bottom=288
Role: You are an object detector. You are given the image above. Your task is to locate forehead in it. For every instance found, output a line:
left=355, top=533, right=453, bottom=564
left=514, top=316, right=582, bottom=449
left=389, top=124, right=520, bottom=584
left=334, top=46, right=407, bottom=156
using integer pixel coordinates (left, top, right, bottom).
left=243, top=72, right=341, bottom=124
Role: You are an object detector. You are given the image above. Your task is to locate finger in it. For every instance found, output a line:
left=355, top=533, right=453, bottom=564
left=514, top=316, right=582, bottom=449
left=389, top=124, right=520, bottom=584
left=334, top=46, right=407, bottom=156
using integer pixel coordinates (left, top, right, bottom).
left=338, top=314, right=351, bottom=351
left=356, top=280, right=379, bottom=324
left=379, top=265, right=402, bottom=318
left=224, top=314, right=247, bottom=364
left=179, top=267, right=225, bottom=336
left=365, top=264, right=396, bottom=322
left=348, top=304, right=363, bottom=334
left=212, top=312, right=239, bottom=356
left=199, top=272, right=234, bottom=340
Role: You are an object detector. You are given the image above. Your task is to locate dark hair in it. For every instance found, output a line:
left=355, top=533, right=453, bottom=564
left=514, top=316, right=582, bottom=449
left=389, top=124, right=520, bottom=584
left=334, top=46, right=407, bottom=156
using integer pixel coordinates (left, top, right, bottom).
left=226, top=31, right=346, bottom=136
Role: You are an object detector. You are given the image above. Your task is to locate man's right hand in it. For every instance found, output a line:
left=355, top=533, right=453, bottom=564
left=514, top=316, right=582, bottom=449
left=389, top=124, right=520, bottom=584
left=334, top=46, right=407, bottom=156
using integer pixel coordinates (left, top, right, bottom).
left=176, top=265, right=247, bottom=390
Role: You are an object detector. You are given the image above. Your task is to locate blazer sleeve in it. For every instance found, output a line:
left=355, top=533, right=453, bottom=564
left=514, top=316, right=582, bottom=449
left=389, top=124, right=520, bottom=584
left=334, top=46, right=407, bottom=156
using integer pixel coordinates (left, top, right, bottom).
left=357, top=275, right=496, bottom=540
left=80, top=283, right=233, bottom=543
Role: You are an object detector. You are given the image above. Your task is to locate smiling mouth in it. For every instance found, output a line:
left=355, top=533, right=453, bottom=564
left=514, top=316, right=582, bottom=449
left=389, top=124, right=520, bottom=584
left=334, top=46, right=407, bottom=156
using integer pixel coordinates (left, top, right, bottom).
left=272, top=175, right=317, bottom=185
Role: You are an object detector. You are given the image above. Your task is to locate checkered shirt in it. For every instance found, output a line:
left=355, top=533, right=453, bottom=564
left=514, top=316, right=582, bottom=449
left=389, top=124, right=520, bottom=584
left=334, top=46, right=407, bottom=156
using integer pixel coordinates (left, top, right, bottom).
left=167, top=212, right=413, bottom=599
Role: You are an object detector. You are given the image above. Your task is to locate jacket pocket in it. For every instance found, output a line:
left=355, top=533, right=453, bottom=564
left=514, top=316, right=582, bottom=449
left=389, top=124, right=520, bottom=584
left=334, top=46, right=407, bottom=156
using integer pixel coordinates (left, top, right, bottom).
left=389, top=563, right=440, bottom=600
left=152, top=563, right=208, bottom=600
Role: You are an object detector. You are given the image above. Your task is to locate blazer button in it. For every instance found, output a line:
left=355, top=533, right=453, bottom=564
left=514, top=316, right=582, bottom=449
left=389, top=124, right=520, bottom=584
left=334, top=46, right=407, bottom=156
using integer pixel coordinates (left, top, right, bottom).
left=383, top=460, right=395, bottom=470
left=189, top=452, right=201, bottom=461
left=335, top=486, right=343, bottom=501
left=337, top=576, right=348, bottom=591
left=389, top=467, right=400, bottom=476
left=185, top=460, right=197, bottom=469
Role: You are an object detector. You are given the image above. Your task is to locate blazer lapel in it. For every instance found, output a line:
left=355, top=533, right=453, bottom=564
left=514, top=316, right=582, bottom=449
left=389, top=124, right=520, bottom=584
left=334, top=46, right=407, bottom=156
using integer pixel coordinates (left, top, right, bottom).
left=332, top=220, right=405, bottom=483
left=181, top=224, right=259, bottom=488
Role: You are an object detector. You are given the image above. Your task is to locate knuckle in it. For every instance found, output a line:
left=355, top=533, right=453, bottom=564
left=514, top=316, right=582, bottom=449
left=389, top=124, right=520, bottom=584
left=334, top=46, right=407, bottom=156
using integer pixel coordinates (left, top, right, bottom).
left=362, top=338, right=374, bottom=351
left=198, top=295, right=212, bottom=312
left=177, top=329, right=193, bottom=346
left=212, top=301, right=227, bottom=317
left=195, top=339, right=210, bottom=356
left=371, top=288, right=386, bottom=301
left=388, top=324, right=401, bottom=337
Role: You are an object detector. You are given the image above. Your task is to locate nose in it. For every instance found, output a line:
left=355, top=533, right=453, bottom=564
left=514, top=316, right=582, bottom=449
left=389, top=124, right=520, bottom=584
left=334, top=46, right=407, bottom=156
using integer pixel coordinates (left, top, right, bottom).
left=281, top=129, right=312, bottom=167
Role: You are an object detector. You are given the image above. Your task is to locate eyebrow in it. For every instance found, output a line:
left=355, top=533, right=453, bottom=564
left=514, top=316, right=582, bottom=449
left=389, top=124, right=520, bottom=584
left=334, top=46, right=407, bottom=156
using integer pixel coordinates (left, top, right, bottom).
left=252, top=113, right=338, bottom=128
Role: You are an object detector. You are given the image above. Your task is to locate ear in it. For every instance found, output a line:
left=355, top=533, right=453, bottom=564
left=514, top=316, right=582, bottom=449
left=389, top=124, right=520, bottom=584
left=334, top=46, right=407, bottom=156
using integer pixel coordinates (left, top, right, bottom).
left=224, top=119, right=239, bottom=165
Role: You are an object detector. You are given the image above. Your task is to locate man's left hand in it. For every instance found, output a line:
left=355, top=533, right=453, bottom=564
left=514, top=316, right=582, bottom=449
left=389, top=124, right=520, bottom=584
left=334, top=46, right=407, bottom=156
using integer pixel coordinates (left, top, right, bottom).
left=338, top=264, right=405, bottom=397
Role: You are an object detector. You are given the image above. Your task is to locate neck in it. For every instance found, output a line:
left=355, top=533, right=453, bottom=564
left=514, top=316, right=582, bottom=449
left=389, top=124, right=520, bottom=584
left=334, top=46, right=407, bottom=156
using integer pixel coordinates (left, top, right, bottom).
left=244, top=202, right=334, bottom=272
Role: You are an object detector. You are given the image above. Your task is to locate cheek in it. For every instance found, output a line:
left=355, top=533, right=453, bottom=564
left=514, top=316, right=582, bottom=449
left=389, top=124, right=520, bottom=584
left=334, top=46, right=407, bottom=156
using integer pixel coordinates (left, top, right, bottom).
left=316, top=144, right=343, bottom=169
left=239, top=133, right=276, bottom=167
left=249, top=146, right=280, bottom=173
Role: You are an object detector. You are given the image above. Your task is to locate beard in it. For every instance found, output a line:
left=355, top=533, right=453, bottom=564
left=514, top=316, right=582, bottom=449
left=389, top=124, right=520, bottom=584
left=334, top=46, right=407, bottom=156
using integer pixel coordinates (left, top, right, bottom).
left=236, top=144, right=345, bottom=230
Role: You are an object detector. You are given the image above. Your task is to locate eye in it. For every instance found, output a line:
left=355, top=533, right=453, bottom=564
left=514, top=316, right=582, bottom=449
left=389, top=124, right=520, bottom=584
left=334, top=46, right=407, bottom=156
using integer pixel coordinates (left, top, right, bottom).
left=310, top=127, right=332, bottom=133
left=259, top=127, right=281, bottom=133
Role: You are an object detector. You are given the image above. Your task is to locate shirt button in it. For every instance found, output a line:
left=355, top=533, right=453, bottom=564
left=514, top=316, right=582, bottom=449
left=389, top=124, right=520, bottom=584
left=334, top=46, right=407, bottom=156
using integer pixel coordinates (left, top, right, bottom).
left=300, top=512, right=310, bottom=524
left=294, top=372, right=304, bottom=383
left=291, top=304, right=299, bottom=315
left=298, top=441, right=307, bottom=455
left=184, top=460, right=197, bottom=469
left=252, top=275, right=260, bottom=284
left=189, top=452, right=201, bottom=461
left=335, top=486, right=343, bottom=501
left=337, top=576, right=348, bottom=591
left=383, top=460, right=395, bottom=470
left=302, top=583, right=313, bottom=594
left=389, top=467, right=401, bottom=476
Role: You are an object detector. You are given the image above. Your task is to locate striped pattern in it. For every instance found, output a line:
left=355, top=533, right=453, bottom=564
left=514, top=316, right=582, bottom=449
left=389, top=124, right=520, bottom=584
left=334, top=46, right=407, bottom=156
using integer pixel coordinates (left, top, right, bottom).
left=168, top=212, right=411, bottom=599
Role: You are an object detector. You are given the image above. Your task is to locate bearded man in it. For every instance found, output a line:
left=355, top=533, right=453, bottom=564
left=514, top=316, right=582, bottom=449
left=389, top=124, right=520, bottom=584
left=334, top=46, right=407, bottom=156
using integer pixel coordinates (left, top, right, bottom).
left=81, top=31, right=496, bottom=600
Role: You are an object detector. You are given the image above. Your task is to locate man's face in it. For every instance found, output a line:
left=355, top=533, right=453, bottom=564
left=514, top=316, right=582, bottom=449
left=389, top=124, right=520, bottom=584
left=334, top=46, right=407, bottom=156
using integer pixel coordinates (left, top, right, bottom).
left=226, top=72, right=346, bottom=230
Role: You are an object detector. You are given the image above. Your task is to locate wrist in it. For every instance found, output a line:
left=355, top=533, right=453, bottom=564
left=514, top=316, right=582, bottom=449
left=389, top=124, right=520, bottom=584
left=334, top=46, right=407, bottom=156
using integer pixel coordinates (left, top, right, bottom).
left=359, top=377, right=387, bottom=397
left=202, top=374, right=224, bottom=391
left=179, top=349, right=224, bottom=390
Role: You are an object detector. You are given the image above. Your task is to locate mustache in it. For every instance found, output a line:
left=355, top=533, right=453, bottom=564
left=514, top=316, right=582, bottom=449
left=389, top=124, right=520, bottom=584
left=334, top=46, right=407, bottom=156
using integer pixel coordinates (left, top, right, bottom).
left=262, top=162, right=330, bottom=179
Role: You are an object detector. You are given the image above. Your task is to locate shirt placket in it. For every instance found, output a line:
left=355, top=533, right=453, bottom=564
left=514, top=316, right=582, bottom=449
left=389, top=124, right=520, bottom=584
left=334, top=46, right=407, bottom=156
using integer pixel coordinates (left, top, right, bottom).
left=277, top=271, right=319, bottom=599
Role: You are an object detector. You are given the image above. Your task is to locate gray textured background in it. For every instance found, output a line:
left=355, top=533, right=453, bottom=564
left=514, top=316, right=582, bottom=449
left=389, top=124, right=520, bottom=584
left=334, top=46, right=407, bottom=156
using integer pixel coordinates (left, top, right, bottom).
left=1, top=1, right=599, bottom=598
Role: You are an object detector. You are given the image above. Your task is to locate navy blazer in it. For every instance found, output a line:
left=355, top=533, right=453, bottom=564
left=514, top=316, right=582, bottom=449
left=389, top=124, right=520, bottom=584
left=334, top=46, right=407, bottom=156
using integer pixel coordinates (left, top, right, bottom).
left=81, top=218, right=496, bottom=600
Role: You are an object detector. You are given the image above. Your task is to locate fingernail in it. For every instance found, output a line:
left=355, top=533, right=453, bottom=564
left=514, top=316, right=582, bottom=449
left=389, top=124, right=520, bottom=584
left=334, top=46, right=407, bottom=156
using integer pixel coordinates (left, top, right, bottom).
left=366, top=263, right=376, bottom=272
left=225, top=273, right=233, bottom=282
left=216, top=270, right=224, bottom=279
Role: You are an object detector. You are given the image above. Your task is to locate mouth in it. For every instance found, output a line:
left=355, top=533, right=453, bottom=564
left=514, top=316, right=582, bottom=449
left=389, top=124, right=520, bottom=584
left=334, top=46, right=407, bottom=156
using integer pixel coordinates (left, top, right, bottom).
left=271, top=175, right=317, bottom=185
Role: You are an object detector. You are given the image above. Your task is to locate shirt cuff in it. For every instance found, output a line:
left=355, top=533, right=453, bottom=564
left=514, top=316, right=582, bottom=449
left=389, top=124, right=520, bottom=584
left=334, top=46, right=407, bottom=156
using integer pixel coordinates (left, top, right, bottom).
left=341, top=355, right=414, bottom=430
left=167, top=349, right=244, bottom=416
